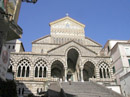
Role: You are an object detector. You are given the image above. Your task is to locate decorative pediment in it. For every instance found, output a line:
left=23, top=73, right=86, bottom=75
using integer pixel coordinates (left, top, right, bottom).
left=32, top=35, right=51, bottom=44
left=48, top=41, right=97, bottom=56
left=50, top=16, right=85, bottom=37
left=50, top=16, right=85, bottom=28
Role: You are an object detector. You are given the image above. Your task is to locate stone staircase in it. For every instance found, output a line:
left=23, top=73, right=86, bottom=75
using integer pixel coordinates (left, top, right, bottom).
left=61, top=81, right=124, bottom=97
left=47, top=82, right=61, bottom=97
left=47, top=81, right=124, bottom=97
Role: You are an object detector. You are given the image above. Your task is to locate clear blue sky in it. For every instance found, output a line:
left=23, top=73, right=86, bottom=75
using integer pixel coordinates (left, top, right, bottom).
left=18, top=0, right=130, bottom=51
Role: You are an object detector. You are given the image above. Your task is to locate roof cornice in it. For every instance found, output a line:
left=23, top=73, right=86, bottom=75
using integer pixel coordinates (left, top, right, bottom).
left=49, top=16, right=85, bottom=27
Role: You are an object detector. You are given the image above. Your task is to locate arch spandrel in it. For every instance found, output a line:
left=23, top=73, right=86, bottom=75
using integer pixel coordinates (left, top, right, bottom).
left=9, top=57, right=16, bottom=64
left=51, top=59, right=65, bottom=79
left=97, top=60, right=111, bottom=67
left=34, top=57, right=49, bottom=66
left=83, top=61, right=95, bottom=81
left=82, top=59, right=96, bottom=68
left=65, top=46, right=82, bottom=57
left=16, top=57, right=32, bottom=66
left=98, top=60, right=111, bottom=79
left=48, top=41, right=97, bottom=56
left=50, top=58, right=66, bottom=68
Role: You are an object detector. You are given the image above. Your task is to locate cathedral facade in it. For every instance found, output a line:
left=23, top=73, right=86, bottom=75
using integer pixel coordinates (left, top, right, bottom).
left=9, top=16, right=115, bottom=96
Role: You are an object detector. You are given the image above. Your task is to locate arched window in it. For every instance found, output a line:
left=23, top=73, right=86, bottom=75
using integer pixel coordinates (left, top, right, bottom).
left=43, top=67, right=46, bottom=77
left=22, top=67, right=25, bottom=77
left=99, top=68, right=102, bottom=78
left=17, top=59, right=30, bottom=77
left=17, top=66, right=21, bottom=77
left=99, top=62, right=110, bottom=78
left=103, top=68, right=106, bottom=78
left=35, top=67, right=38, bottom=77
left=39, top=67, right=42, bottom=77
left=26, top=66, right=30, bottom=77
left=34, top=59, right=47, bottom=78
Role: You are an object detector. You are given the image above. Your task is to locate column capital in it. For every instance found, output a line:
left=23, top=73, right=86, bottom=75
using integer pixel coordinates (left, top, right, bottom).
left=80, top=66, right=84, bottom=70
left=65, top=66, right=68, bottom=69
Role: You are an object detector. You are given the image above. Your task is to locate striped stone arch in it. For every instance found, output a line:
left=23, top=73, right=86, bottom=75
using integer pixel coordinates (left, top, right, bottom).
left=16, top=57, right=32, bottom=77
left=97, top=59, right=111, bottom=67
left=97, top=59, right=112, bottom=78
left=34, top=57, right=48, bottom=78
left=16, top=57, right=32, bottom=66
left=65, top=46, right=82, bottom=57
left=8, top=57, right=15, bottom=72
left=50, top=58, right=65, bottom=68
left=82, top=59, right=96, bottom=68
left=9, top=57, right=15, bottom=67
left=10, top=57, right=15, bottom=64
left=34, top=57, right=49, bottom=66
left=65, top=46, right=82, bottom=68
left=50, top=58, right=65, bottom=79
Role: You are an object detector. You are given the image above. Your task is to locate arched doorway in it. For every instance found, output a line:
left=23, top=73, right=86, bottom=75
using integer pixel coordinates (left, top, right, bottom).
left=67, top=48, right=80, bottom=81
left=51, top=60, right=64, bottom=80
left=83, top=61, right=95, bottom=81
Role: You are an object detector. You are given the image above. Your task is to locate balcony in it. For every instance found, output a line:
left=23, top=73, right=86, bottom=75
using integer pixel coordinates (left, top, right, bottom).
left=0, top=8, right=23, bottom=41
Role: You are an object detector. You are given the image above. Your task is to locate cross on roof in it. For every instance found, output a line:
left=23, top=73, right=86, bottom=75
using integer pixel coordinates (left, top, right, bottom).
left=66, top=13, right=69, bottom=17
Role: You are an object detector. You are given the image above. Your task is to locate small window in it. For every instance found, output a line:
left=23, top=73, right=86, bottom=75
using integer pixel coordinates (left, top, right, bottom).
left=13, top=45, right=15, bottom=49
left=125, top=48, right=130, bottom=56
left=113, top=66, right=116, bottom=74
left=107, top=46, right=110, bottom=52
left=8, top=45, right=10, bottom=49
left=128, top=59, right=130, bottom=66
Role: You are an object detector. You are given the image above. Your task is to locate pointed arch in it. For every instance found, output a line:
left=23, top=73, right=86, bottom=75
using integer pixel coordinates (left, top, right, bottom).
left=82, top=59, right=96, bottom=68
left=65, top=46, right=82, bottom=57
left=51, top=60, right=65, bottom=79
left=83, top=61, right=95, bottom=81
left=8, top=58, right=15, bottom=72
left=17, top=58, right=31, bottom=77
left=98, top=61, right=111, bottom=78
left=34, top=58, right=48, bottom=78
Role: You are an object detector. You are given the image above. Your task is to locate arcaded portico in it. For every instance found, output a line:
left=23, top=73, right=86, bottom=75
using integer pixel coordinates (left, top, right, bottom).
left=8, top=16, right=115, bottom=97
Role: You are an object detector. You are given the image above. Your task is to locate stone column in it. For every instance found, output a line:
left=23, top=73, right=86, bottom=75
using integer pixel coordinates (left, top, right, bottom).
left=42, top=67, right=44, bottom=77
left=13, top=63, right=17, bottom=79
left=81, top=68, right=84, bottom=82
left=47, top=66, right=51, bottom=79
left=30, top=65, right=34, bottom=79
left=95, top=66, right=100, bottom=79
left=20, top=67, right=22, bottom=77
left=64, top=67, right=67, bottom=82
left=38, top=67, right=40, bottom=77
left=24, top=67, right=27, bottom=77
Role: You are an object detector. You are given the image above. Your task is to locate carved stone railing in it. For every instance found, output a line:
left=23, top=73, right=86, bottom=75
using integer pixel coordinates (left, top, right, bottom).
left=15, top=77, right=48, bottom=81
left=89, top=78, right=114, bottom=82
